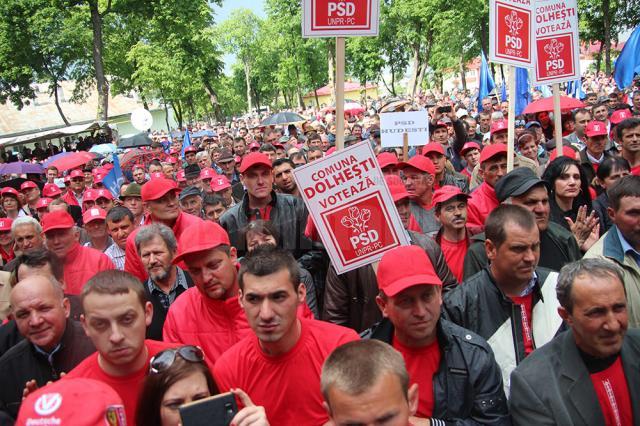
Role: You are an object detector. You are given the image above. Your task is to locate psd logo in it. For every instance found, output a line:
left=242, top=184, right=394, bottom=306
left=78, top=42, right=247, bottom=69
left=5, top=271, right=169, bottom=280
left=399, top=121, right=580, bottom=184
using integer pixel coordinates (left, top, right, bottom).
left=536, top=34, right=574, bottom=80
left=496, top=3, right=530, bottom=62
left=322, top=192, right=400, bottom=265
left=313, top=0, right=371, bottom=29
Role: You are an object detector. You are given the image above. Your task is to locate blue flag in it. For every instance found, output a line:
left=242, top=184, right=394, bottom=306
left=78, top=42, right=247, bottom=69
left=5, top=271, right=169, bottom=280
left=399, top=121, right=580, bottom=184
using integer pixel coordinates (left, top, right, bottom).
left=566, top=80, right=585, bottom=99
left=478, top=51, right=496, bottom=112
left=515, top=67, right=531, bottom=116
left=103, top=153, right=125, bottom=198
left=501, top=83, right=507, bottom=102
left=181, top=130, right=192, bottom=157
left=614, top=25, right=640, bottom=89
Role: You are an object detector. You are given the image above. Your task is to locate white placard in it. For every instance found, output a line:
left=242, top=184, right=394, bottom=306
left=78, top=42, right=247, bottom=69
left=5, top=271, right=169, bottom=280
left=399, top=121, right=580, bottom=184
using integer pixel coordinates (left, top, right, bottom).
left=302, top=0, right=380, bottom=38
left=489, top=0, right=534, bottom=67
left=379, top=111, right=430, bottom=148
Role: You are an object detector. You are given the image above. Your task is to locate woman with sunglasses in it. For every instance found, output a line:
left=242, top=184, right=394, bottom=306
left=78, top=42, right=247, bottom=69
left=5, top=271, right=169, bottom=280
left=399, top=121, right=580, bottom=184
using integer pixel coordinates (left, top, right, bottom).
left=137, top=345, right=269, bottom=426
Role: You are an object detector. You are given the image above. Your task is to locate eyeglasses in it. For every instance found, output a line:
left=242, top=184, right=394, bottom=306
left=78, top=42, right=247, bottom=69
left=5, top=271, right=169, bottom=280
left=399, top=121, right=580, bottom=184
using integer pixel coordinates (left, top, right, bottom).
left=149, top=345, right=204, bottom=374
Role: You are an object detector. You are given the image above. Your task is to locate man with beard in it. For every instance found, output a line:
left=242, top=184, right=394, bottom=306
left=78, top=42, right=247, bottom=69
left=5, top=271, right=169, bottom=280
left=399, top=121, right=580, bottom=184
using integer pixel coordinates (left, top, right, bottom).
left=135, top=223, right=193, bottom=340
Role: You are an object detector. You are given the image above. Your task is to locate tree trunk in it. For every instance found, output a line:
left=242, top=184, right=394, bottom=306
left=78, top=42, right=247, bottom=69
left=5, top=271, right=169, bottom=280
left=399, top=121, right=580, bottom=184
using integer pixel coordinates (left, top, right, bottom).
left=52, top=82, right=70, bottom=126
left=203, top=81, right=224, bottom=123
left=596, top=42, right=604, bottom=73
left=172, top=101, right=183, bottom=130
left=163, top=99, right=171, bottom=133
left=88, top=0, right=108, bottom=121
left=408, top=42, right=422, bottom=98
left=603, top=0, right=612, bottom=74
left=314, top=89, right=320, bottom=108
left=243, top=60, right=253, bottom=112
left=459, top=52, right=467, bottom=91
left=327, top=39, right=336, bottom=105
left=139, top=87, right=149, bottom=110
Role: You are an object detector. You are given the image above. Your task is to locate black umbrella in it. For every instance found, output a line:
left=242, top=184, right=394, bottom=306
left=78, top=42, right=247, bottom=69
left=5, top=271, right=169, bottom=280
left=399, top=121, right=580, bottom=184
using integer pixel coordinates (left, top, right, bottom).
left=261, top=112, right=306, bottom=126
left=119, top=133, right=152, bottom=148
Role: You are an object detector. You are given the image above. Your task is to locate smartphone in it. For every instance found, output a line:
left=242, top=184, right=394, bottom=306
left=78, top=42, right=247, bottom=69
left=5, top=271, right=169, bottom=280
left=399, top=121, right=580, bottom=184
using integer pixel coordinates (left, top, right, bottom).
left=438, top=105, right=452, bottom=114
left=179, top=392, right=238, bottom=426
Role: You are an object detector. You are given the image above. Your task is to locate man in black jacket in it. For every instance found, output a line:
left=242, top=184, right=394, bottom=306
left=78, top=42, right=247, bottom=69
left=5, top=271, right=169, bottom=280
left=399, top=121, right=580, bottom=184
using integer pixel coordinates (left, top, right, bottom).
left=445, top=205, right=563, bottom=395
left=0, top=275, right=95, bottom=419
left=361, top=245, right=509, bottom=425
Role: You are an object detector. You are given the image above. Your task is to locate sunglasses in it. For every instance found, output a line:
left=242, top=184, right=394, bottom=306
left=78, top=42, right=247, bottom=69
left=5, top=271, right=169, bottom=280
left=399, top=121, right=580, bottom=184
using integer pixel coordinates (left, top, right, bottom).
left=149, top=345, right=204, bottom=374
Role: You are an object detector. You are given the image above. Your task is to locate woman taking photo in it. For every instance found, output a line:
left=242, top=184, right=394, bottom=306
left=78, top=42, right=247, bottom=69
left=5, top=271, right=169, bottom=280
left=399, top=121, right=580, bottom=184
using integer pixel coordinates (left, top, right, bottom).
left=137, top=345, right=269, bottom=426
left=542, top=156, right=600, bottom=251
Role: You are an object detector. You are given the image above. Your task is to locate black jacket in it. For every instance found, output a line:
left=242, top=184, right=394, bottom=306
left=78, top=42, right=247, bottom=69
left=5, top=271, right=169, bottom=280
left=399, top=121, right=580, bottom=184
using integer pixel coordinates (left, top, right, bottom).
left=0, top=319, right=95, bottom=419
left=439, top=170, right=470, bottom=194
left=443, top=267, right=564, bottom=394
left=219, top=191, right=311, bottom=258
left=362, top=318, right=510, bottom=426
left=144, top=269, right=194, bottom=341
left=322, top=230, right=457, bottom=332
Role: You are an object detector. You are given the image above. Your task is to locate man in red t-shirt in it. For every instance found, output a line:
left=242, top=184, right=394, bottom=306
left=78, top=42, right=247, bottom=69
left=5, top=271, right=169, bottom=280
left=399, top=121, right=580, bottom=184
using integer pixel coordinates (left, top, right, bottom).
left=163, top=220, right=251, bottom=368
left=66, top=270, right=175, bottom=425
left=397, top=155, right=440, bottom=235
left=214, top=247, right=358, bottom=426
left=466, top=144, right=508, bottom=229
left=510, top=258, right=640, bottom=425
left=433, top=186, right=471, bottom=282
left=617, top=118, right=640, bottom=175
left=321, top=340, right=419, bottom=426
left=362, top=245, right=509, bottom=424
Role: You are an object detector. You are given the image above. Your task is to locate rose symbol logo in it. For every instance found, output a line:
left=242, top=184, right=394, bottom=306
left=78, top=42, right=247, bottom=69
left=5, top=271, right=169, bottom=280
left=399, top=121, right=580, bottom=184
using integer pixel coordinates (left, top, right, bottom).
left=505, top=11, right=523, bottom=36
left=340, top=206, right=371, bottom=234
left=544, top=39, right=564, bottom=60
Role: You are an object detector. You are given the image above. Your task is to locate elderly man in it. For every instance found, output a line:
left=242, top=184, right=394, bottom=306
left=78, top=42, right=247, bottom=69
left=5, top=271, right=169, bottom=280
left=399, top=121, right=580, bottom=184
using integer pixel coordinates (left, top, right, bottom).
left=135, top=223, right=193, bottom=340
left=444, top=205, right=562, bottom=394
left=220, top=152, right=310, bottom=257
left=61, top=169, right=85, bottom=207
left=41, top=210, right=114, bottom=295
left=0, top=275, right=95, bottom=419
left=82, top=208, right=112, bottom=252
left=124, top=178, right=203, bottom=282
left=214, top=247, right=358, bottom=425
left=397, top=155, right=440, bottom=235
left=178, top=186, right=203, bottom=217
left=321, top=340, right=419, bottom=426
left=163, top=221, right=250, bottom=367
left=3, top=217, right=44, bottom=273
left=510, top=258, right=640, bottom=425
left=586, top=175, right=640, bottom=328
left=362, top=245, right=509, bottom=424
left=104, top=206, right=135, bottom=270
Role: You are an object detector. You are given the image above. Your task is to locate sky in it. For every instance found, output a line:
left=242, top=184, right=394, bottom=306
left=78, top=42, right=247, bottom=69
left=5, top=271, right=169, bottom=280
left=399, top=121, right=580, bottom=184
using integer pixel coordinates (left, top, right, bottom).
left=212, top=0, right=266, bottom=74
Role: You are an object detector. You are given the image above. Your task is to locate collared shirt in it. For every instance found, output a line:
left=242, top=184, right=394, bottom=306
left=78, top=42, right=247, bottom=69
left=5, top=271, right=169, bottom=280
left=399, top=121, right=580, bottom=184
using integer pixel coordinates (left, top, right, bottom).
left=586, top=150, right=605, bottom=165
left=517, top=272, right=539, bottom=297
left=616, top=227, right=640, bottom=266
left=33, top=342, right=62, bottom=366
left=104, top=243, right=126, bottom=270
left=145, top=267, right=190, bottom=309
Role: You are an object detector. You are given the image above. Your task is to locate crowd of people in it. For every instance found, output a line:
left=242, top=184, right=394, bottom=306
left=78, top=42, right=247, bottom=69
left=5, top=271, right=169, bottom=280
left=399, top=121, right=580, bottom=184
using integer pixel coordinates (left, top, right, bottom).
left=0, top=76, right=639, bottom=426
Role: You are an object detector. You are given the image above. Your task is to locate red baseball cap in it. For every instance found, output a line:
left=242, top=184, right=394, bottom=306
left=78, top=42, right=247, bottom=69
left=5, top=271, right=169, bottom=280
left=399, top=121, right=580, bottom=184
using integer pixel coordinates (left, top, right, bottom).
left=16, top=378, right=126, bottom=426
left=184, top=146, right=197, bottom=154
left=41, top=210, right=75, bottom=233
left=200, top=168, right=216, bottom=180
left=69, top=169, right=84, bottom=179
left=141, top=178, right=180, bottom=202
left=585, top=121, right=608, bottom=137
left=398, top=156, right=436, bottom=175
left=422, top=143, right=445, bottom=156
left=149, top=172, right=165, bottom=180
left=0, top=218, right=12, bottom=232
left=249, top=142, right=261, bottom=151
left=460, top=141, right=481, bottom=156
left=20, top=181, right=38, bottom=192
left=432, top=185, right=470, bottom=206
left=611, top=109, right=633, bottom=125
left=176, top=170, right=186, bottom=183
left=479, top=143, right=508, bottom=165
left=490, top=120, right=508, bottom=134
left=1, top=187, right=20, bottom=198
left=36, top=198, right=52, bottom=210
left=94, top=189, right=113, bottom=201
left=377, top=245, right=442, bottom=296
left=42, top=183, right=62, bottom=198
left=433, top=120, right=448, bottom=129
left=92, top=173, right=106, bottom=184
left=210, top=175, right=231, bottom=192
left=377, top=152, right=398, bottom=170
left=167, top=157, right=178, bottom=165
left=170, top=148, right=180, bottom=155
left=82, top=207, right=107, bottom=224
left=549, top=146, right=578, bottom=162
left=173, top=221, right=231, bottom=264
left=239, top=152, right=272, bottom=173
left=83, top=189, right=96, bottom=202
left=384, top=175, right=410, bottom=202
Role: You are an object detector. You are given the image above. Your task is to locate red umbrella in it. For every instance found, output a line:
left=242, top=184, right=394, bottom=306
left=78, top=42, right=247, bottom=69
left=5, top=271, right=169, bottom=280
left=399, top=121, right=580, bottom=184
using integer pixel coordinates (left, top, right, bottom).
left=523, top=96, right=585, bottom=115
left=47, top=151, right=96, bottom=171
left=120, top=148, right=157, bottom=171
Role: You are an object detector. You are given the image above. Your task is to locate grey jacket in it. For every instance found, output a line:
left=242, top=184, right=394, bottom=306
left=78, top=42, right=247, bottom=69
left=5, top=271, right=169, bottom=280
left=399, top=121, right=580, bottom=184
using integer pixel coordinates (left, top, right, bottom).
left=363, top=318, right=510, bottom=426
left=219, top=191, right=311, bottom=258
left=509, top=329, right=640, bottom=425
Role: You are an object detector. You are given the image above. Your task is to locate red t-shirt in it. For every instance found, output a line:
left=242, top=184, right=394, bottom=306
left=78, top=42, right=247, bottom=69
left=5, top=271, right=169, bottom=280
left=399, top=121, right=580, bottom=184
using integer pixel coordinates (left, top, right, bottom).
left=590, top=357, right=633, bottom=426
left=213, top=318, right=359, bottom=426
left=65, top=339, right=176, bottom=426
left=393, top=337, right=441, bottom=418
left=440, top=236, right=469, bottom=282
left=510, top=294, right=534, bottom=356
left=631, top=165, right=640, bottom=176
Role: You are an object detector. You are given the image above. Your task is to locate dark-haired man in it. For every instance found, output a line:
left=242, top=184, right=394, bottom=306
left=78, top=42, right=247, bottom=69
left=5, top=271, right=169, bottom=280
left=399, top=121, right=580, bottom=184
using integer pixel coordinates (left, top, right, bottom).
left=510, top=258, right=640, bottom=425
left=272, top=158, right=300, bottom=197
left=214, top=247, right=358, bottom=425
left=105, top=207, right=135, bottom=270
left=617, top=118, right=640, bottom=175
left=444, top=204, right=562, bottom=394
